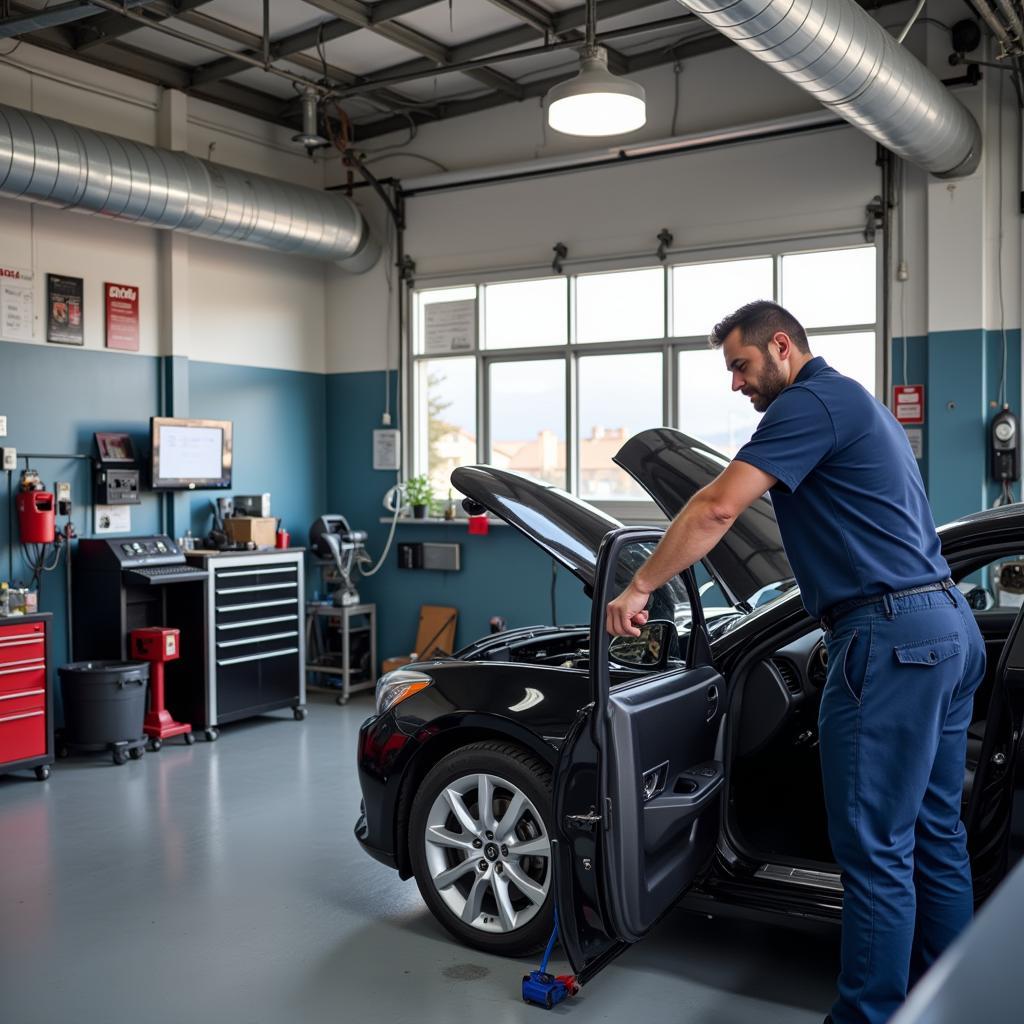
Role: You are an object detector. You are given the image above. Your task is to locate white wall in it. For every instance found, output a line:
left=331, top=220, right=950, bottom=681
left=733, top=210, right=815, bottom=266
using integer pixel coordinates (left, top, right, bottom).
left=0, top=43, right=334, bottom=373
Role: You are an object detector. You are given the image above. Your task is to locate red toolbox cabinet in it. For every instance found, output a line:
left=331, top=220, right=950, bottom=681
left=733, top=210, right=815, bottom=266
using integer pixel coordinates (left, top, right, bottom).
left=0, top=614, right=53, bottom=781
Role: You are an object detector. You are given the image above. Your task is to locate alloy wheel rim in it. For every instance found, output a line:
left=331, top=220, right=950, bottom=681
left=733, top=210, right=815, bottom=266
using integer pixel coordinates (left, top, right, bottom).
left=423, top=771, right=551, bottom=934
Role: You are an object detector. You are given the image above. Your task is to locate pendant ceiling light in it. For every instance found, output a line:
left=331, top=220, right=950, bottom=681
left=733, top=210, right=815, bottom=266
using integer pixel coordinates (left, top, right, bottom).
left=545, top=0, right=646, bottom=137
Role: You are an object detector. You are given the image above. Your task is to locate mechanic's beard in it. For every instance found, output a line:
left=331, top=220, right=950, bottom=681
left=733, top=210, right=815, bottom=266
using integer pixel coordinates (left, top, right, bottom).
left=750, top=359, right=788, bottom=412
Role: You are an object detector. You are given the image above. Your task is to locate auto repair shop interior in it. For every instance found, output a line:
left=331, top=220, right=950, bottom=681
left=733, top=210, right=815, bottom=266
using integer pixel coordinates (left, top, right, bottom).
left=1, top=1, right=1023, bottom=1021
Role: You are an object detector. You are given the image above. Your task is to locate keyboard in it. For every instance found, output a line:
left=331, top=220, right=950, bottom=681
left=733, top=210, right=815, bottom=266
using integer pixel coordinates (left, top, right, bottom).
left=125, top=565, right=208, bottom=585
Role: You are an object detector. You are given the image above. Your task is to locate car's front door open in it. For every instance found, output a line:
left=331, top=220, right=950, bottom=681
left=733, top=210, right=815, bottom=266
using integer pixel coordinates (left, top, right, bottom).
left=553, top=528, right=727, bottom=985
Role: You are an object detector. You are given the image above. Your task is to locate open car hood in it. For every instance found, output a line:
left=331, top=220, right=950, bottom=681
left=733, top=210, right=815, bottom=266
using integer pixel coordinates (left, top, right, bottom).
left=614, top=428, right=792, bottom=608
left=451, top=465, right=620, bottom=592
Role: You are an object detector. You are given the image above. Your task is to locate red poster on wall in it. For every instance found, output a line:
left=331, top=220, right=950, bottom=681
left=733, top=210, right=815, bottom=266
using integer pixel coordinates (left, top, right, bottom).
left=893, top=384, right=924, bottom=425
left=104, top=282, right=139, bottom=351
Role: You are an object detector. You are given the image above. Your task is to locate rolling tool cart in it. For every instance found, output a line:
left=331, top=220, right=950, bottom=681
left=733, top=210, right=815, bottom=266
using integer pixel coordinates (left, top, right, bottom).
left=0, top=614, right=54, bottom=781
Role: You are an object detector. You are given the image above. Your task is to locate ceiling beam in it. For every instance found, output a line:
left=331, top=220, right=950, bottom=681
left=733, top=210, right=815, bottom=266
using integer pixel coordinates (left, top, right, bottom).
left=73, top=0, right=212, bottom=51
left=188, top=0, right=440, bottom=88
left=482, top=0, right=558, bottom=36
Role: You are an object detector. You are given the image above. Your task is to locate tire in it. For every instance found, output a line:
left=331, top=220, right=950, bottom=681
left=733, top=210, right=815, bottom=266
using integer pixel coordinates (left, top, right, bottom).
left=205, top=728, right=219, bottom=742
left=130, top=746, right=144, bottom=760
left=112, top=749, right=127, bottom=766
left=409, top=741, right=553, bottom=957
left=34, top=765, right=51, bottom=781
left=293, top=706, right=308, bottom=721
left=149, top=738, right=162, bottom=752
left=184, top=732, right=196, bottom=746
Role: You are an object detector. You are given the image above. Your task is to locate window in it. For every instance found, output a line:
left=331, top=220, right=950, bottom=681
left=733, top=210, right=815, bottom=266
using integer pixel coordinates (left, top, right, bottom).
left=488, top=359, right=567, bottom=488
left=410, top=243, right=879, bottom=511
left=578, top=352, right=662, bottom=498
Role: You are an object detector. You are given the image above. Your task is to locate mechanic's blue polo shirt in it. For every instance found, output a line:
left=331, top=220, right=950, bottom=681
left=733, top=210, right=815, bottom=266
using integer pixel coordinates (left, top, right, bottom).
left=733, top=356, right=949, bottom=618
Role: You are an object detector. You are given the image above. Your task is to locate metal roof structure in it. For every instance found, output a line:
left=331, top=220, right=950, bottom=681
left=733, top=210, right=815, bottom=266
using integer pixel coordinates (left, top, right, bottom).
left=0, top=1, right=918, bottom=142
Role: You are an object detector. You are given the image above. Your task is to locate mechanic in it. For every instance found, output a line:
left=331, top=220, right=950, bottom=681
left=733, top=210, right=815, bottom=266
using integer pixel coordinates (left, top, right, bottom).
left=606, top=300, right=986, bottom=1024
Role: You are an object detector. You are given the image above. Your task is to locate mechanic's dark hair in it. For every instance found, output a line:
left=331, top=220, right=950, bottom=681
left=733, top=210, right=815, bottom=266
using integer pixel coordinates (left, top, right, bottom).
left=708, top=299, right=810, bottom=354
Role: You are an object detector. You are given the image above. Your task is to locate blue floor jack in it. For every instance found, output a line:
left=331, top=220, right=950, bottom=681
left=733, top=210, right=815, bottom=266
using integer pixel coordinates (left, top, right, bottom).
left=522, top=911, right=578, bottom=1010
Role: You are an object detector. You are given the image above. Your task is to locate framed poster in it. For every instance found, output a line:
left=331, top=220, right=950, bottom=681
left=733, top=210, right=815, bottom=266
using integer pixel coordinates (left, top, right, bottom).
left=104, top=282, right=140, bottom=351
left=47, top=274, right=84, bottom=345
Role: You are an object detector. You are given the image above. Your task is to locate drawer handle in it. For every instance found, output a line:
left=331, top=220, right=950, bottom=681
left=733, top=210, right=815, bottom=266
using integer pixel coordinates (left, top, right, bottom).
left=217, top=567, right=297, bottom=578
left=0, top=688, right=45, bottom=700
left=0, top=709, right=44, bottom=724
left=217, top=646, right=299, bottom=667
left=0, top=661, right=46, bottom=675
left=215, top=583, right=298, bottom=595
left=218, top=598, right=298, bottom=613
left=217, top=615, right=296, bottom=631
left=217, top=630, right=299, bottom=650
left=0, top=636, right=44, bottom=647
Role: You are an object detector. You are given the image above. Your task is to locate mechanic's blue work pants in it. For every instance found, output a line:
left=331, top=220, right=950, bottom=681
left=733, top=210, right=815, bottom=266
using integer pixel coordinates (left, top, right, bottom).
left=819, top=587, right=986, bottom=1024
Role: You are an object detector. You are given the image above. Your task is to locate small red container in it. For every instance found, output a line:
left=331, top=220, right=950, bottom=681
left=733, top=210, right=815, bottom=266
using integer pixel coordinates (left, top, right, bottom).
left=16, top=491, right=55, bottom=544
left=275, top=529, right=290, bottom=549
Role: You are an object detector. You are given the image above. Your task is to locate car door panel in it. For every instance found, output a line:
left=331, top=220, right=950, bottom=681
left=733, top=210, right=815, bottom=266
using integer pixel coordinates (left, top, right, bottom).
left=554, top=528, right=727, bottom=984
left=604, top=665, right=724, bottom=941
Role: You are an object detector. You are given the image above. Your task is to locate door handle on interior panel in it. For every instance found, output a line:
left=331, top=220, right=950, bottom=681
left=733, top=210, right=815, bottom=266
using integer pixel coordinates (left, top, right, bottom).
left=705, top=685, right=719, bottom=722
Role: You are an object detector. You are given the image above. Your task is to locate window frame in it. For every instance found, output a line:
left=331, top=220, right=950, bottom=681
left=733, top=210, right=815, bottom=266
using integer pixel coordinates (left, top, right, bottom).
left=406, top=235, right=882, bottom=523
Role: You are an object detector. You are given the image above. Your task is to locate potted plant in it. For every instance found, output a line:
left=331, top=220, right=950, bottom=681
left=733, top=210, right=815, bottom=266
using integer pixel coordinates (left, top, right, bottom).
left=405, top=474, right=434, bottom=519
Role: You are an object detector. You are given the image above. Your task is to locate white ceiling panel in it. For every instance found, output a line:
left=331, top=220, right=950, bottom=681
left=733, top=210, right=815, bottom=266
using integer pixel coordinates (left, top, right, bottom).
left=120, top=26, right=238, bottom=66
left=202, top=0, right=333, bottom=39
left=395, top=2, right=525, bottom=47
left=314, top=29, right=421, bottom=75
left=598, top=0, right=685, bottom=33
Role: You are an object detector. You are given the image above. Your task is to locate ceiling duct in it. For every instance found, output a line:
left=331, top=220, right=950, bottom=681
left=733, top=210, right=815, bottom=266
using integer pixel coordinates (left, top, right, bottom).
left=674, top=0, right=982, bottom=178
left=0, top=103, right=378, bottom=272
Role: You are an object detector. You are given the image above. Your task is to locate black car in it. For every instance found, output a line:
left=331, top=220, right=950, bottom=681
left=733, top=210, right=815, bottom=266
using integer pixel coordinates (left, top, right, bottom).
left=355, top=428, right=1023, bottom=987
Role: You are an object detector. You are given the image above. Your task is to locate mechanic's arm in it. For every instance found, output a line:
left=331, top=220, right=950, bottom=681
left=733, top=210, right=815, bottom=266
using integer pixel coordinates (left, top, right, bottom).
left=606, top=459, right=777, bottom=636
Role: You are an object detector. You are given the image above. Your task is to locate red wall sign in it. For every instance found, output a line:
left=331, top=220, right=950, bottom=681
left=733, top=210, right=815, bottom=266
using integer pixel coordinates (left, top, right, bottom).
left=893, top=384, right=924, bottom=425
left=105, top=282, right=139, bottom=351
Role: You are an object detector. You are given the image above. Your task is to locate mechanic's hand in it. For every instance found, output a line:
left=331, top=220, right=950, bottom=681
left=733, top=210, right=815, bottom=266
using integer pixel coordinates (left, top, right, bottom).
left=606, top=581, right=651, bottom=637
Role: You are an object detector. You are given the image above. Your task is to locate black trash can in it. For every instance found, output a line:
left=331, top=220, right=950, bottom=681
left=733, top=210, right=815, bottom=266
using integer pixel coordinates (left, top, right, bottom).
left=58, top=661, right=149, bottom=764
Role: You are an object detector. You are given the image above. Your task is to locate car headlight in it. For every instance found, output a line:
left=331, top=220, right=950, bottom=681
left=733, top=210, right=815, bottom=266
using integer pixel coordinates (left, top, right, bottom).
left=375, top=669, right=432, bottom=715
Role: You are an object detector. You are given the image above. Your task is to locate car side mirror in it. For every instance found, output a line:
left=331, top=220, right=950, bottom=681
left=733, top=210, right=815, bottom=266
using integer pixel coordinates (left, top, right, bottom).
left=609, top=620, right=675, bottom=672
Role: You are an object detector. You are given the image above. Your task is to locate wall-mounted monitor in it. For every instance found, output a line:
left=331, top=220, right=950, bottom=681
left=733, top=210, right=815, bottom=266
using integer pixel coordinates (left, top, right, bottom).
left=150, top=417, right=232, bottom=490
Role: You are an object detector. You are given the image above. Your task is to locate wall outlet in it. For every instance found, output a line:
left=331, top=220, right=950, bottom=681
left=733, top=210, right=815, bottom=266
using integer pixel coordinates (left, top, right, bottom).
left=0, top=415, right=6, bottom=437
left=1, top=447, right=16, bottom=471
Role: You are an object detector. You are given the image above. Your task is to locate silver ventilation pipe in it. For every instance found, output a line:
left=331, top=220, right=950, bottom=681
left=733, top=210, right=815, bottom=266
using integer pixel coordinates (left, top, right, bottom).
left=0, top=103, right=378, bottom=272
left=675, top=1, right=982, bottom=179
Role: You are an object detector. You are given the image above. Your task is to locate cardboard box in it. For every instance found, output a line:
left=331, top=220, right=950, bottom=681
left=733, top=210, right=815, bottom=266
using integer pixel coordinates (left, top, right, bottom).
left=224, top=516, right=277, bottom=548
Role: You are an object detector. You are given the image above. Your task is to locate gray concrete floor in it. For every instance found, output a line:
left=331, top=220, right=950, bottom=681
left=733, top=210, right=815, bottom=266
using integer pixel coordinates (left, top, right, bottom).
left=0, top=694, right=839, bottom=1023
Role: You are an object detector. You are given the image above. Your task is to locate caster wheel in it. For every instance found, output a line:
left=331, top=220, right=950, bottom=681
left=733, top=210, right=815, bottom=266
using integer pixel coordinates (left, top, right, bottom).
left=336, top=695, right=348, bottom=706
left=57, top=745, right=70, bottom=759
left=205, top=728, right=219, bottom=742
left=35, top=765, right=51, bottom=781
left=112, top=749, right=128, bottom=766
left=293, top=706, right=308, bottom=721
left=184, top=732, right=196, bottom=746
left=148, top=738, right=162, bottom=752
left=130, top=746, right=144, bottom=760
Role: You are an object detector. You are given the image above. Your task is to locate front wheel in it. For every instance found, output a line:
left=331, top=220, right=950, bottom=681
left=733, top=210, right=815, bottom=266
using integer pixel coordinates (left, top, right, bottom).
left=409, top=741, right=553, bottom=957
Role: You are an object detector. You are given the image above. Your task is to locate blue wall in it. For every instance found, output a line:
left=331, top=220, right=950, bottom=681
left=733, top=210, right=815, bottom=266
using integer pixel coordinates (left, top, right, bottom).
left=0, top=342, right=328, bottom=673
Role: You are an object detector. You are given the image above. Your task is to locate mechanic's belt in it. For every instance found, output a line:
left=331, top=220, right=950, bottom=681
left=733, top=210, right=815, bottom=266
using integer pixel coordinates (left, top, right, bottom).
left=819, top=578, right=955, bottom=633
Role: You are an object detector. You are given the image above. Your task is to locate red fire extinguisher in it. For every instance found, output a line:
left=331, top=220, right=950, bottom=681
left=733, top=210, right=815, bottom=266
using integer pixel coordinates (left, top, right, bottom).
left=16, top=490, right=56, bottom=544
